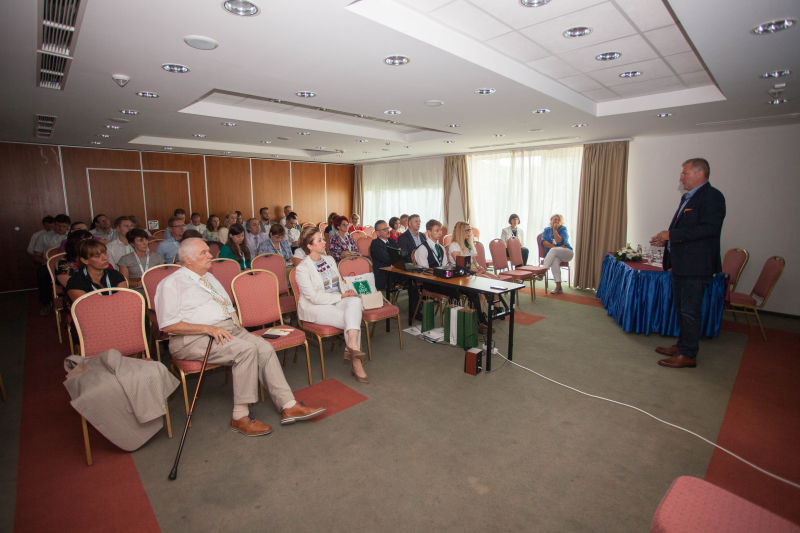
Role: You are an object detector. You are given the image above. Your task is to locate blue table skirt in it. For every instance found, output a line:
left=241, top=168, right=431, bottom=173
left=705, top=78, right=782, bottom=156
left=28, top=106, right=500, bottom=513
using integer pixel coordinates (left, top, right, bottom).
left=596, top=253, right=727, bottom=337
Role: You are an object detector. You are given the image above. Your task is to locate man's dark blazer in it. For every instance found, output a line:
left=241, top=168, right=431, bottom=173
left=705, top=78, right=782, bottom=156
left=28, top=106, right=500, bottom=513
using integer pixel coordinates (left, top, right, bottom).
left=370, top=237, right=396, bottom=290
left=396, top=230, right=423, bottom=260
left=663, top=182, right=726, bottom=277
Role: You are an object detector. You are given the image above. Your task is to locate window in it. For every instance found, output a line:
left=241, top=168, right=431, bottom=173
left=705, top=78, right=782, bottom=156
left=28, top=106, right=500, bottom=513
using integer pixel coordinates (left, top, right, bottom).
left=362, top=157, right=444, bottom=226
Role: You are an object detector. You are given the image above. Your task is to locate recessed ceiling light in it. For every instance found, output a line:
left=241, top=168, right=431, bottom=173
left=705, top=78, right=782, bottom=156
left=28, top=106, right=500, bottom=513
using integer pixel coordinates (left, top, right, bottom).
left=194, top=134, right=206, bottom=137
left=296, top=91, right=316, bottom=98
left=271, top=99, right=283, bottom=103
left=620, top=71, right=642, bottom=78
left=564, top=27, right=592, bottom=38
left=110, top=118, right=128, bottom=123
left=313, top=158, right=320, bottom=160
left=405, top=145, right=413, bottom=148
left=161, top=64, right=190, bottom=74
left=448, top=124, right=459, bottom=127
left=767, top=99, right=789, bottom=105
left=221, top=122, right=237, bottom=126
left=163, top=147, right=173, bottom=150
left=424, top=100, right=444, bottom=107
left=529, top=129, right=543, bottom=132
left=533, top=109, right=550, bottom=114
left=387, top=120, right=397, bottom=124
left=493, top=134, right=505, bottom=137
left=384, top=110, right=401, bottom=115
left=184, top=35, right=219, bottom=50
left=272, top=155, right=279, bottom=158
left=382, top=149, right=391, bottom=152
left=596, top=52, right=621, bottom=61
left=96, top=134, right=109, bottom=137
left=336, top=155, right=344, bottom=157
left=761, top=70, right=791, bottom=79
left=520, top=0, right=550, bottom=6
left=106, top=125, right=120, bottom=129
left=120, top=109, right=139, bottom=115
left=363, top=151, right=370, bottom=153
left=385, top=55, right=410, bottom=66
left=277, top=136, right=291, bottom=140
left=318, top=107, right=328, bottom=111
left=261, top=140, right=272, bottom=144
left=90, top=141, right=101, bottom=145
left=445, top=140, right=455, bottom=143
left=573, top=124, right=588, bottom=127
left=136, top=91, right=159, bottom=98
left=222, top=151, right=232, bottom=154
left=354, top=114, right=366, bottom=118
left=475, top=88, right=495, bottom=95
left=385, top=143, right=391, bottom=145
left=298, top=131, right=310, bottom=135
left=223, top=0, right=259, bottom=16
left=316, top=146, right=326, bottom=149
left=752, top=19, right=795, bottom=35
left=656, top=113, right=672, bottom=118
left=357, top=139, right=368, bottom=142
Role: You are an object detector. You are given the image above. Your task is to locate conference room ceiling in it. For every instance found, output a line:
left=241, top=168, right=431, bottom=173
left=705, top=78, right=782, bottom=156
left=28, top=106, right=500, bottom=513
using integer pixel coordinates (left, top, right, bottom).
left=0, top=0, right=797, bottom=164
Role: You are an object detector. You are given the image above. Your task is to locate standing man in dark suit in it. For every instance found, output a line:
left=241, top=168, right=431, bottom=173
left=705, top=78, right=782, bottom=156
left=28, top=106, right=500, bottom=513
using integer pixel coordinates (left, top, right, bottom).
left=370, top=219, right=395, bottom=291
left=396, top=215, right=425, bottom=319
left=651, top=158, right=726, bottom=368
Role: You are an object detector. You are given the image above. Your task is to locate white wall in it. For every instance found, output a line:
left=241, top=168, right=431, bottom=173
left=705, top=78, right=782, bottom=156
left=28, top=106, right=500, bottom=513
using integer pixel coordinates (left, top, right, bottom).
left=627, top=123, right=800, bottom=315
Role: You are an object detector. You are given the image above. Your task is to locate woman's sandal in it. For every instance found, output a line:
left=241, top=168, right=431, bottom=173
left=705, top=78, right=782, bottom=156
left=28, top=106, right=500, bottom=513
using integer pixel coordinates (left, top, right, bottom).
left=344, top=346, right=365, bottom=362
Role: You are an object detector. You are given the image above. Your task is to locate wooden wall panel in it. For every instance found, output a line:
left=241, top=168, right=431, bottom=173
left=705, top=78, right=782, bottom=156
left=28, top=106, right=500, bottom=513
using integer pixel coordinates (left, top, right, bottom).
left=87, top=170, right=146, bottom=226
left=60, top=147, right=141, bottom=224
left=143, top=172, right=191, bottom=232
left=204, top=156, right=253, bottom=220
left=291, top=162, right=327, bottom=225
left=251, top=159, right=292, bottom=224
left=0, top=143, right=67, bottom=291
left=141, top=152, right=206, bottom=218
left=326, top=164, right=355, bottom=223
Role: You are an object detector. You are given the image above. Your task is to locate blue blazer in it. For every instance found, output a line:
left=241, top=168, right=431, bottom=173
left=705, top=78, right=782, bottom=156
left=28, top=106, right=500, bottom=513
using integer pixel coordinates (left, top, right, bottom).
left=663, top=183, right=726, bottom=277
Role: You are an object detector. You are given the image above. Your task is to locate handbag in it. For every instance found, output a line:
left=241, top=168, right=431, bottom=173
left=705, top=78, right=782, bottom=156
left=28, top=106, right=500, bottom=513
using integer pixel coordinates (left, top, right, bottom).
left=457, top=302, right=479, bottom=349
left=443, top=298, right=462, bottom=346
left=343, top=272, right=383, bottom=310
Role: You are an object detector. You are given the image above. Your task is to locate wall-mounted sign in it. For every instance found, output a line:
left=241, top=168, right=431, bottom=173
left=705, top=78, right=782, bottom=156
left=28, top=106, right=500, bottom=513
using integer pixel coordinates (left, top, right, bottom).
left=148, top=220, right=159, bottom=230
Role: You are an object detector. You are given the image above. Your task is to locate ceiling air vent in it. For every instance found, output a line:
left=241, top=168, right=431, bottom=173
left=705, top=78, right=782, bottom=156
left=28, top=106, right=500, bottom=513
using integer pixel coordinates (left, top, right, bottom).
left=36, top=0, right=87, bottom=90
left=38, top=53, right=70, bottom=89
left=36, top=115, right=57, bottom=138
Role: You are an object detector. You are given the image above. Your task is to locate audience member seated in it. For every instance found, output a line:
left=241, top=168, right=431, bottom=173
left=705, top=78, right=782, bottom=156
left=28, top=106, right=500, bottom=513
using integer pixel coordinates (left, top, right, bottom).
left=279, top=205, right=292, bottom=226
left=117, top=228, right=165, bottom=290
left=399, top=214, right=409, bottom=233
left=58, top=221, right=91, bottom=253
left=181, top=229, right=204, bottom=241
left=283, top=212, right=300, bottom=245
left=154, top=237, right=325, bottom=436
left=449, top=221, right=502, bottom=318
left=258, top=207, right=274, bottom=233
left=501, top=213, right=529, bottom=267
left=156, top=216, right=186, bottom=264
left=56, top=229, right=94, bottom=309
left=65, top=240, right=128, bottom=311
left=245, top=218, right=269, bottom=258
left=291, top=226, right=316, bottom=266
left=129, top=215, right=151, bottom=236
left=348, top=214, right=365, bottom=232
left=396, top=214, right=424, bottom=259
left=164, top=208, right=186, bottom=241
left=388, top=216, right=402, bottom=244
left=218, top=223, right=251, bottom=270
left=369, top=220, right=395, bottom=291
left=235, top=210, right=244, bottom=225
left=28, top=216, right=55, bottom=256
left=329, top=216, right=360, bottom=263
left=90, top=214, right=117, bottom=243
left=186, top=212, right=207, bottom=234
left=203, top=214, right=221, bottom=242
left=217, top=211, right=238, bottom=244
left=294, top=228, right=368, bottom=384
left=34, top=213, right=70, bottom=315
left=324, top=212, right=338, bottom=236
left=105, top=216, right=135, bottom=269
left=257, top=223, right=293, bottom=265
left=541, top=214, right=574, bottom=294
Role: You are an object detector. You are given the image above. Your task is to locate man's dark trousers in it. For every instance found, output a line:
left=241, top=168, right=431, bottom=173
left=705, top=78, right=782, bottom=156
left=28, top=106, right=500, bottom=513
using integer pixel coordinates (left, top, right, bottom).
left=672, top=275, right=711, bottom=359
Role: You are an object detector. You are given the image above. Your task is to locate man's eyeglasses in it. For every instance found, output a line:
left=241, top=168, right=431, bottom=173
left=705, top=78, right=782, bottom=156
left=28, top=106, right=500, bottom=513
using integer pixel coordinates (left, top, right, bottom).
left=172, top=224, right=185, bottom=229
left=377, top=226, right=389, bottom=232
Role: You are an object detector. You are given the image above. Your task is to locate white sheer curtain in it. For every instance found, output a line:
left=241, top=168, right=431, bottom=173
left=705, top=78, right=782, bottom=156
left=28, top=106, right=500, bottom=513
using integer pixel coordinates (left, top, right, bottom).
left=466, top=146, right=583, bottom=251
left=362, top=157, right=444, bottom=226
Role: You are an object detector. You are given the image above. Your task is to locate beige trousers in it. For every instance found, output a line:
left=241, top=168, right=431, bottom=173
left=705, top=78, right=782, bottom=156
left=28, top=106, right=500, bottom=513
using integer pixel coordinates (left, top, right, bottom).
left=169, top=319, right=295, bottom=409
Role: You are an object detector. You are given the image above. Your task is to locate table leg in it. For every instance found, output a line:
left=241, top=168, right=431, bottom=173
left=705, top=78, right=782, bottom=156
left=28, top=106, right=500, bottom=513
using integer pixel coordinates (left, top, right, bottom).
left=508, top=290, right=515, bottom=361
left=485, top=294, right=493, bottom=372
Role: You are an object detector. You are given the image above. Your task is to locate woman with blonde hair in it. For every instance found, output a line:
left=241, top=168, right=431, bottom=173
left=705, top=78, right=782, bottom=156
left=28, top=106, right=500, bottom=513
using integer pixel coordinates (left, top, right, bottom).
left=448, top=221, right=502, bottom=317
left=348, top=214, right=364, bottom=233
left=541, top=214, right=573, bottom=294
left=217, top=211, right=238, bottom=244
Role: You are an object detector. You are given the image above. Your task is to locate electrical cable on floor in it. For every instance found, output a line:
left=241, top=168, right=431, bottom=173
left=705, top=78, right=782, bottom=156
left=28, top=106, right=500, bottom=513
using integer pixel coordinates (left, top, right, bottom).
left=488, top=348, right=800, bottom=490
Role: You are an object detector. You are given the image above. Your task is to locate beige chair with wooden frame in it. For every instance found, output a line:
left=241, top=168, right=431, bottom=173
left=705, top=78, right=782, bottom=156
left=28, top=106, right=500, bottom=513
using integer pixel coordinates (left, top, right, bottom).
left=147, top=239, right=164, bottom=252
left=536, top=233, right=571, bottom=289
left=71, top=287, right=172, bottom=466
left=151, top=229, right=165, bottom=239
left=141, top=264, right=181, bottom=362
left=722, top=247, right=749, bottom=293
left=47, top=252, right=67, bottom=345
left=442, top=234, right=452, bottom=246
left=728, top=256, right=785, bottom=341
left=45, top=246, right=61, bottom=261
left=209, top=258, right=241, bottom=303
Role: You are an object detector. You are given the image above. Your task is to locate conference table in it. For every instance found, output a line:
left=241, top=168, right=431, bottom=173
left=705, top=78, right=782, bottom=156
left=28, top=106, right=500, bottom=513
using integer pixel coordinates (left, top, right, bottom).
left=381, top=267, right=521, bottom=371
left=596, top=253, right=728, bottom=337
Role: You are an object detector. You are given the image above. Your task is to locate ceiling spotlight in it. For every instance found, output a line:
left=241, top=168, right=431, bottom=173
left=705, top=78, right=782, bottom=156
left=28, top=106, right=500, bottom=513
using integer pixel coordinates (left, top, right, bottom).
left=110, top=118, right=128, bottom=123
left=385, top=55, right=410, bottom=66
left=277, top=136, right=291, bottom=140
left=163, top=147, right=173, bottom=150
left=761, top=70, right=791, bottom=79
left=222, top=151, right=232, bottom=154
left=271, top=99, right=283, bottom=103
left=296, top=91, right=316, bottom=98
left=387, top=120, right=398, bottom=124
left=424, top=100, right=444, bottom=106
left=357, top=139, right=368, bottom=143
left=384, top=110, right=401, bottom=115
left=194, top=134, right=206, bottom=137
left=336, top=155, right=344, bottom=157
left=363, top=151, right=370, bottom=153
left=120, top=109, right=139, bottom=115
left=405, top=146, right=413, bottom=148
left=767, top=99, right=789, bottom=104
left=573, top=124, right=588, bottom=127
left=223, top=0, right=259, bottom=16
left=162, top=63, right=190, bottom=74
left=354, top=114, right=366, bottom=118
left=136, top=91, right=159, bottom=98
left=105, top=125, right=120, bottom=129
left=529, top=129, right=543, bottom=132
left=313, top=158, right=320, bottom=161
left=318, top=107, right=328, bottom=111
left=620, top=71, right=642, bottom=78
left=90, top=141, right=102, bottom=145
left=272, top=155, right=279, bottom=158
left=448, top=124, right=459, bottom=127
left=520, top=0, right=550, bottom=6
left=564, top=27, right=592, bottom=38
left=221, top=122, right=237, bottom=126
left=316, top=146, right=326, bottom=149
left=184, top=35, right=219, bottom=50
left=261, top=140, right=272, bottom=144
left=493, top=134, right=505, bottom=137
left=297, top=131, right=310, bottom=135
left=596, top=52, right=621, bottom=61
left=96, top=134, right=110, bottom=137
left=445, top=140, right=455, bottom=143
left=752, top=19, right=795, bottom=35
left=533, top=109, right=550, bottom=114
left=475, top=88, right=495, bottom=95
left=656, top=113, right=672, bottom=118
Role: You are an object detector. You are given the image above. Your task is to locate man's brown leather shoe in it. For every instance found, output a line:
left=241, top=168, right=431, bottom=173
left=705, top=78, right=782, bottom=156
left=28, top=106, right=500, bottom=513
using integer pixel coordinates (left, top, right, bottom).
left=655, top=345, right=679, bottom=356
left=229, top=414, right=273, bottom=436
left=281, top=402, right=326, bottom=425
left=657, top=354, right=697, bottom=368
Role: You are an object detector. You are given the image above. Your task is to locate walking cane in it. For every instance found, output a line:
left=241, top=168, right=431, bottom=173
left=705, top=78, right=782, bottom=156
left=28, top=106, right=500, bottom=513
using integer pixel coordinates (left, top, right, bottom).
left=168, top=335, right=215, bottom=480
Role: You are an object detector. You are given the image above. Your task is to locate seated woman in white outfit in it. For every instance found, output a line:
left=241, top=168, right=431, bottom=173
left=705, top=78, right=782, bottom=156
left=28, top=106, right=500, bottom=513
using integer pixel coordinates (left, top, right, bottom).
left=293, top=228, right=369, bottom=384
left=500, top=214, right=529, bottom=267
left=448, top=221, right=503, bottom=318
left=541, top=214, right=574, bottom=294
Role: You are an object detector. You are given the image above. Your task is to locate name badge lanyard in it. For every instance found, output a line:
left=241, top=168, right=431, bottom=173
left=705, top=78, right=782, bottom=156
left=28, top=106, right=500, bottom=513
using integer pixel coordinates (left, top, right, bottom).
left=317, top=261, right=335, bottom=289
left=85, top=268, right=112, bottom=295
left=134, top=251, right=150, bottom=276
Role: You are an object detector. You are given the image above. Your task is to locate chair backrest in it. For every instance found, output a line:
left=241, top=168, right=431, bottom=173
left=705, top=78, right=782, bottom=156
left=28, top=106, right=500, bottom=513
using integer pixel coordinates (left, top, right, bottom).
left=474, top=241, right=488, bottom=270
left=338, top=256, right=372, bottom=277
left=471, top=228, right=480, bottom=240
left=356, top=236, right=373, bottom=257
left=288, top=268, right=306, bottom=327
left=440, top=226, right=448, bottom=239
left=722, top=248, right=749, bottom=292
left=536, top=233, right=546, bottom=263
left=71, top=288, right=149, bottom=358
left=47, top=252, right=66, bottom=282
left=351, top=230, right=366, bottom=241
left=302, top=222, right=314, bottom=228
left=152, top=230, right=165, bottom=239
left=443, top=234, right=452, bottom=246
left=488, top=239, right=510, bottom=272
left=751, top=256, right=785, bottom=302
left=362, top=226, right=373, bottom=236
left=207, top=241, right=221, bottom=258
left=252, top=253, right=290, bottom=294
left=141, top=264, right=180, bottom=308
left=148, top=239, right=164, bottom=252
left=506, top=237, right=524, bottom=267
left=318, top=222, right=326, bottom=232
left=45, top=246, right=61, bottom=260
left=209, top=258, right=240, bottom=303
left=232, top=269, right=283, bottom=328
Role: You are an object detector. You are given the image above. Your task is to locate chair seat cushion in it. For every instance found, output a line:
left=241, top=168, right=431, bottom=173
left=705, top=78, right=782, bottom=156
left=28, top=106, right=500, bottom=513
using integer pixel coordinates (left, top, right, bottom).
left=500, top=270, right=534, bottom=280
left=253, top=327, right=306, bottom=350
left=362, top=303, right=400, bottom=321
left=651, top=476, right=800, bottom=533
left=172, top=358, right=223, bottom=374
left=301, top=322, right=343, bottom=336
left=729, top=292, right=757, bottom=307
left=516, top=266, right=547, bottom=275
left=279, top=293, right=297, bottom=313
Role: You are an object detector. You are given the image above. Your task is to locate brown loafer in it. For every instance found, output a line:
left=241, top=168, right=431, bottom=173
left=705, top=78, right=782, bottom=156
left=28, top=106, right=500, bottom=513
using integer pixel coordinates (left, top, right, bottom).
left=655, top=345, right=679, bottom=356
left=229, top=414, right=273, bottom=436
left=657, top=354, right=697, bottom=368
left=280, top=402, right=326, bottom=425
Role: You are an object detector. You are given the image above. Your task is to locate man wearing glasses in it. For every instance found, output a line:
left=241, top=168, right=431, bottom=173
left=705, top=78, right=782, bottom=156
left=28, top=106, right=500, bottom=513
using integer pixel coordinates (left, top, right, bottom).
left=156, top=216, right=186, bottom=263
left=91, top=214, right=117, bottom=243
left=369, top=219, right=396, bottom=291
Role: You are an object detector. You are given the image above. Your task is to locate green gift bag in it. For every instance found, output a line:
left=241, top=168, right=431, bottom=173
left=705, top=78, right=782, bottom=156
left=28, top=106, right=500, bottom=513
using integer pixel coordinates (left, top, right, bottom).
left=443, top=305, right=453, bottom=342
left=457, top=308, right=479, bottom=349
left=421, top=299, right=436, bottom=332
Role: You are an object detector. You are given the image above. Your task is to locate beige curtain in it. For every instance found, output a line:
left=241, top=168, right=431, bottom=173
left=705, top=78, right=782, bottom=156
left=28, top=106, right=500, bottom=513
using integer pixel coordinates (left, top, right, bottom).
left=444, top=155, right=471, bottom=224
left=574, top=141, right=629, bottom=290
left=352, top=164, right=364, bottom=220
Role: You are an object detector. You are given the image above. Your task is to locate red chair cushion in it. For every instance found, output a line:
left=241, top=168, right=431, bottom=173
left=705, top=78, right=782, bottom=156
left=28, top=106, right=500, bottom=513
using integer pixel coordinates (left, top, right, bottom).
left=500, top=270, right=533, bottom=280
left=515, top=266, right=547, bottom=275
left=362, top=303, right=400, bottom=321
left=279, top=293, right=297, bottom=313
left=729, top=292, right=758, bottom=307
left=252, top=327, right=307, bottom=350
left=172, top=358, right=223, bottom=374
left=302, top=322, right=343, bottom=336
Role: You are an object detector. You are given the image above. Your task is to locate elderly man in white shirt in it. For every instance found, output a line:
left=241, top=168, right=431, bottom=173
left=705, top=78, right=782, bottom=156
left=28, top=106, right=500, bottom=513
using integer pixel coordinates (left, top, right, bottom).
left=154, top=238, right=325, bottom=436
